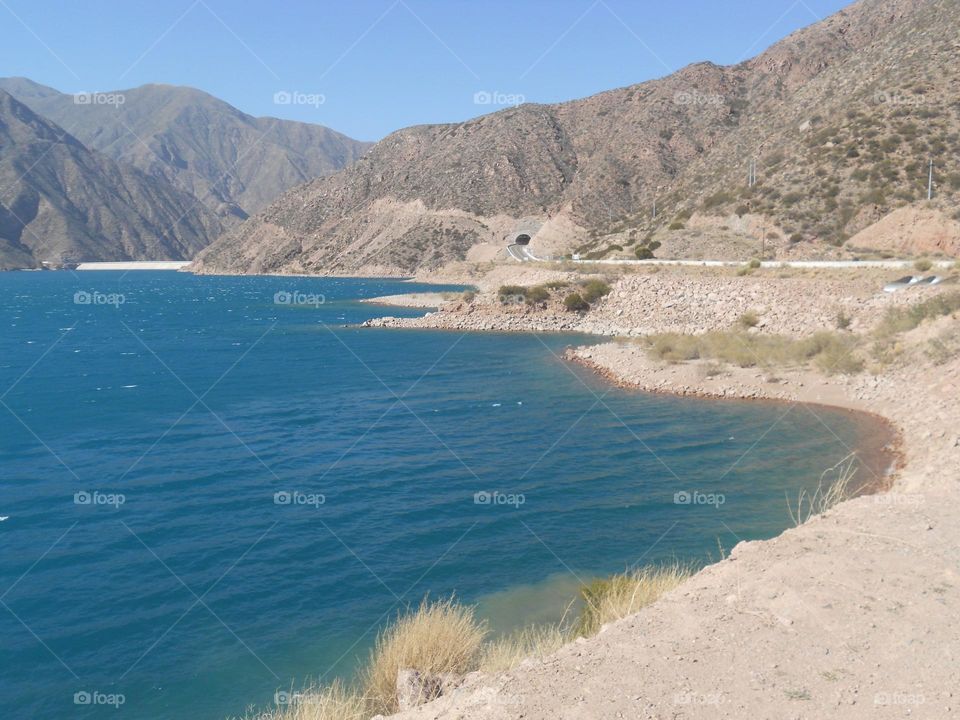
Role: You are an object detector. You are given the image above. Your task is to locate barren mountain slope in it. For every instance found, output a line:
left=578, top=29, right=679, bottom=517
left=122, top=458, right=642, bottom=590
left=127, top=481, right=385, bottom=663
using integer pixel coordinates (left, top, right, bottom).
left=193, top=0, right=947, bottom=276
left=0, top=79, right=372, bottom=219
left=0, top=90, right=222, bottom=269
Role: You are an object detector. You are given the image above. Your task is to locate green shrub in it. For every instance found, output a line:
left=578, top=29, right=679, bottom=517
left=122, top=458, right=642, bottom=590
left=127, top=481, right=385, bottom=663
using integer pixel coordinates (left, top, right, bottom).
left=498, top=285, right=526, bottom=301
left=580, top=279, right=611, bottom=303
left=525, top=285, right=550, bottom=304
left=914, top=258, right=933, bottom=272
left=564, top=293, right=590, bottom=312
left=668, top=221, right=685, bottom=230
left=635, top=246, right=654, bottom=259
left=835, top=311, right=852, bottom=330
left=875, top=292, right=960, bottom=337
left=748, top=258, right=762, bottom=269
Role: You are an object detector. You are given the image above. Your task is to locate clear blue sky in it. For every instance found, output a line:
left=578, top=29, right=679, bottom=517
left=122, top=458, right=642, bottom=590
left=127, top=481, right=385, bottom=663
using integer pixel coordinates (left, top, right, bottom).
left=2, top=0, right=852, bottom=141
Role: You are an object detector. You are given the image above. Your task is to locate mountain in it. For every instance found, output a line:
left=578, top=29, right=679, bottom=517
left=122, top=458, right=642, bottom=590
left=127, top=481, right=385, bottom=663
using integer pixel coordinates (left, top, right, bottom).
left=0, top=90, right=223, bottom=269
left=0, top=79, right=372, bottom=220
left=192, top=0, right=960, bottom=276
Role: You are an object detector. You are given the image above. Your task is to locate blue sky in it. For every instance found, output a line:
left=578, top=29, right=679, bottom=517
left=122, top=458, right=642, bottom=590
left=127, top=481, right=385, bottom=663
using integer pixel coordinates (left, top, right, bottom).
left=2, top=0, right=852, bottom=141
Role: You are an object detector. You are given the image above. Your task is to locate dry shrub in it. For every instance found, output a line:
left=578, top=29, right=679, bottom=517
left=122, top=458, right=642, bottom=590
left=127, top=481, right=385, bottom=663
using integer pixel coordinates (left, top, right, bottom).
left=478, top=624, right=569, bottom=673
left=363, top=597, right=486, bottom=714
left=788, top=454, right=859, bottom=526
left=575, top=563, right=691, bottom=637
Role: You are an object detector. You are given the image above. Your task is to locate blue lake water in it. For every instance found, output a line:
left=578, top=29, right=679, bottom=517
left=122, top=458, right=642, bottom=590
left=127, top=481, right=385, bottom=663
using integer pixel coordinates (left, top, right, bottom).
left=0, top=271, right=888, bottom=719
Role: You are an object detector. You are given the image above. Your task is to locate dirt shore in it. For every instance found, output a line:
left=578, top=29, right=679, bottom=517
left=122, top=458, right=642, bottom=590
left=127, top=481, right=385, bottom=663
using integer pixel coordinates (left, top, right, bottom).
left=382, top=271, right=960, bottom=719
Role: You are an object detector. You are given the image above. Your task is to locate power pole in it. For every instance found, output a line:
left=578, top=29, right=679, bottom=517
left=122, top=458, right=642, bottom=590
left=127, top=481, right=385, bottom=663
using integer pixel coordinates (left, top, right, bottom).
left=652, top=198, right=657, bottom=219
left=928, top=159, right=934, bottom=201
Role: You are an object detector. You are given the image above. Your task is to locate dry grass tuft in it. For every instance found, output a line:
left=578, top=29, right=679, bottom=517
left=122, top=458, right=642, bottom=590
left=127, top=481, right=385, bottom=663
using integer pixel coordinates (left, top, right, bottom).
left=478, top=624, right=570, bottom=673
left=363, top=597, right=487, bottom=715
left=575, top=563, right=691, bottom=637
left=643, top=330, right=863, bottom=374
left=788, top=453, right=859, bottom=526
left=242, top=681, right=367, bottom=720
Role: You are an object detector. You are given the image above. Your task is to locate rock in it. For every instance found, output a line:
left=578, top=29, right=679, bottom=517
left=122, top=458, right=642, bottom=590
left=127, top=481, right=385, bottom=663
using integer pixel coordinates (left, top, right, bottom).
left=396, top=669, right=457, bottom=711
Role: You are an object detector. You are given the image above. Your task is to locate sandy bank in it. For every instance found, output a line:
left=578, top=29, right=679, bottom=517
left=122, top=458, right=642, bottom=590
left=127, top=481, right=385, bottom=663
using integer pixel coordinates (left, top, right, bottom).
left=382, top=282, right=960, bottom=718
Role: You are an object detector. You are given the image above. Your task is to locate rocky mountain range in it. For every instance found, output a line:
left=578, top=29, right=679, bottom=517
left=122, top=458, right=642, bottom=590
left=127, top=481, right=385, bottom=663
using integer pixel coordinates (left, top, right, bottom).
left=0, top=79, right=371, bottom=269
left=192, top=0, right=960, bottom=276
left=0, top=90, right=222, bottom=269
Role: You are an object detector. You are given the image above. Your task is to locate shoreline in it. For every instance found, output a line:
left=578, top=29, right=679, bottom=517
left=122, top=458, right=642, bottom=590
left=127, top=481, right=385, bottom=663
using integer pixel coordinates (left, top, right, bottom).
left=564, top=348, right=903, bottom=497
left=380, top=276, right=959, bottom=718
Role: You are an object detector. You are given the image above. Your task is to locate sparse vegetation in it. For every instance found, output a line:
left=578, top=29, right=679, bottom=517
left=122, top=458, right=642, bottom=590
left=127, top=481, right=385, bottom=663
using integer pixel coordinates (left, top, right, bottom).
left=739, top=311, right=760, bottom=329
left=363, top=597, right=487, bottom=715
left=241, top=680, right=366, bottom=720
left=788, top=454, right=859, bottom=526
left=644, top=330, right=863, bottom=375
left=748, top=258, right=762, bottom=269
left=575, top=564, right=692, bottom=637
left=668, top=221, right=685, bottom=231
left=580, top=279, right=611, bottom=303
left=913, top=258, right=932, bottom=272
left=564, top=292, right=590, bottom=312
left=478, top=624, right=569, bottom=673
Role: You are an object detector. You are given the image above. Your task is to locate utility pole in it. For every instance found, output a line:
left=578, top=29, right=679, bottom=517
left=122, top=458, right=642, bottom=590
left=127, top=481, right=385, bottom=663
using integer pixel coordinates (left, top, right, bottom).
left=760, top=216, right=765, bottom=258
left=652, top=198, right=657, bottom=219
left=748, top=158, right=756, bottom=188
left=928, top=159, right=934, bottom=201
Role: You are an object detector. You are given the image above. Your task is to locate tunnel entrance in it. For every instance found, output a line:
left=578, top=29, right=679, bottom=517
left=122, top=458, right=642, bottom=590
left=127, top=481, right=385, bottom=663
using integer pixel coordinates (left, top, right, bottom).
left=514, top=234, right=531, bottom=245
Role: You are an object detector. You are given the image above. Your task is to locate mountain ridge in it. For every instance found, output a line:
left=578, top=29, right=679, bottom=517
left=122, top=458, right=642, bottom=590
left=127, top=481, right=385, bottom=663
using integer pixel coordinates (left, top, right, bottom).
left=0, top=89, right=223, bottom=269
left=192, top=0, right=960, bottom=276
left=0, top=78, right=373, bottom=219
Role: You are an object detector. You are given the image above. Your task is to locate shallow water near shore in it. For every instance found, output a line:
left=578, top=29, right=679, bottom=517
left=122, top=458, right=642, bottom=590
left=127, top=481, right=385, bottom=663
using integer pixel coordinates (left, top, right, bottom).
left=0, top=272, right=891, bottom=719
